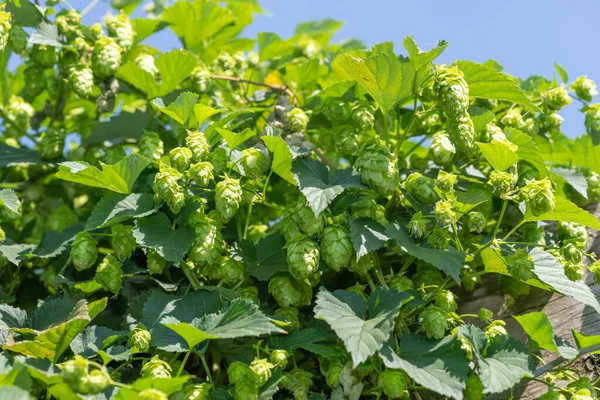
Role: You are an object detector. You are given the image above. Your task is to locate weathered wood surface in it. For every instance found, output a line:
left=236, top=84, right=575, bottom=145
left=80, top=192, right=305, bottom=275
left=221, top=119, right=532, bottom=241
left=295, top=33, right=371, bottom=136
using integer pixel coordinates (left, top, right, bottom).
left=458, top=203, right=600, bottom=399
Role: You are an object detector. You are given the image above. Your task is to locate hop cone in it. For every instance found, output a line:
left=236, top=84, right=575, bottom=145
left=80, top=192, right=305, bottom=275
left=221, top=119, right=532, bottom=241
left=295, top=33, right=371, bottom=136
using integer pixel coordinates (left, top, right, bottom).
left=23, top=64, right=46, bottom=97
left=268, top=274, right=312, bottom=308
left=427, top=226, right=450, bottom=249
left=435, top=170, right=457, bottom=193
left=92, top=37, right=122, bottom=78
left=189, top=214, right=223, bottom=267
left=407, top=212, right=433, bottom=240
left=0, top=9, right=10, bottom=54
left=521, top=178, right=555, bottom=216
left=464, top=375, right=485, bottom=400
left=351, top=101, right=375, bottom=131
left=138, top=389, right=168, bottom=400
left=190, top=66, right=211, bottom=92
left=169, top=147, right=193, bottom=172
left=31, top=44, right=58, bottom=68
left=215, top=176, right=243, bottom=223
left=355, top=141, right=399, bottom=195
left=323, top=99, right=351, bottom=124
left=281, top=369, right=313, bottom=399
left=287, top=107, right=309, bottom=132
left=105, top=12, right=135, bottom=51
left=38, top=128, right=65, bottom=159
left=488, top=170, right=516, bottom=196
left=95, top=254, right=123, bottom=294
left=286, top=238, right=320, bottom=280
left=240, top=148, right=268, bottom=179
left=4, top=96, right=34, bottom=137
left=8, top=25, right=27, bottom=54
left=219, top=256, right=245, bottom=285
left=147, top=250, right=166, bottom=275
left=249, top=358, right=274, bottom=387
left=134, top=53, right=158, bottom=76
left=56, top=9, right=81, bottom=39
left=378, top=370, right=409, bottom=399
left=274, top=307, right=300, bottom=331
left=189, top=162, right=214, bottom=187
left=270, top=349, right=289, bottom=368
left=468, top=211, right=487, bottom=233
left=320, top=225, right=352, bottom=271
left=404, top=172, right=438, bottom=205
left=70, top=231, right=98, bottom=271
left=139, top=131, right=164, bottom=161
left=447, top=114, right=475, bottom=155
left=557, top=221, right=588, bottom=245
left=110, top=224, right=136, bottom=261
left=433, top=65, right=469, bottom=119
left=419, top=306, right=448, bottom=340
left=541, top=86, right=572, bottom=111
left=281, top=198, right=324, bottom=240
left=128, top=324, right=151, bottom=352
left=210, top=147, right=229, bottom=174
left=141, top=356, right=172, bottom=379
left=430, top=131, right=456, bottom=164
left=77, top=369, right=111, bottom=395
left=68, top=64, right=94, bottom=98
left=185, top=131, right=210, bottom=162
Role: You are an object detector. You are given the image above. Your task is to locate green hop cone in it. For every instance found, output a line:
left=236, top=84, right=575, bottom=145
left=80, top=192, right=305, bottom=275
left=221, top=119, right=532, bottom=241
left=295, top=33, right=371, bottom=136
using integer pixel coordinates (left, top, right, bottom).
left=348, top=255, right=373, bottom=276
left=0, top=227, right=5, bottom=244
left=464, top=374, right=485, bottom=400
left=38, top=128, right=65, bottom=159
left=134, top=53, right=158, bottom=76
left=249, top=358, right=274, bottom=387
left=323, top=99, right=351, bottom=124
left=274, top=307, right=300, bottom=331
left=188, top=162, right=214, bottom=187
left=404, top=172, right=438, bottom=205
left=281, top=369, right=313, bottom=400
left=557, top=221, right=588, bottom=246
left=48, top=204, right=78, bottom=232
left=139, top=131, right=164, bottom=161
left=407, top=212, right=431, bottom=239
left=538, top=391, right=567, bottom=400
left=281, top=198, right=325, bottom=240
left=4, top=95, right=34, bottom=138
left=287, top=107, right=309, bottom=132
left=23, top=64, right=46, bottom=97
left=350, top=198, right=388, bottom=226
left=210, top=147, right=229, bottom=174
left=286, top=237, right=320, bottom=280
left=92, top=37, right=122, bottom=78
left=128, top=323, right=151, bottom=352
left=446, top=114, right=476, bottom=155
left=419, top=306, right=449, bottom=340
left=31, top=44, right=58, bottom=68
left=170, top=147, right=193, bottom=172
left=181, top=383, right=212, bottom=400
left=355, top=141, right=399, bottom=195
left=430, top=131, right=456, bottom=165
left=351, top=101, right=375, bottom=131
left=507, top=251, right=534, bottom=281
left=541, top=86, right=572, bottom=111
left=389, top=274, right=414, bottom=292
left=139, top=389, right=168, bottom=400
left=435, top=290, right=458, bottom=312
left=436, top=171, right=457, bottom=193
left=104, top=11, right=135, bottom=51
left=427, top=226, right=450, bottom=249
left=95, top=254, right=123, bottom=294
left=378, top=369, right=409, bottom=399
left=270, top=349, right=289, bottom=368
left=61, top=355, right=88, bottom=387
left=70, top=231, right=98, bottom=271
left=468, top=211, right=487, bottom=233
left=434, top=200, right=456, bottom=227
left=433, top=65, right=469, bottom=119
left=543, top=112, right=563, bottom=132
left=237, top=286, right=260, bottom=305
left=585, top=104, right=600, bottom=132
left=110, top=224, right=136, bottom=261
left=488, top=170, right=516, bottom=196
left=233, top=377, right=258, bottom=400
left=500, top=108, right=523, bottom=128
left=185, top=131, right=210, bottom=162
left=521, top=178, right=555, bottom=216
left=268, top=274, right=312, bottom=308
left=147, top=249, right=166, bottom=275
left=322, top=359, right=344, bottom=389
left=104, top=146, right=126, bottom=165
left=240, top=148, right=268, bottom=179
left=320, top=225, right=352, bottom=271
left=189, top=213, right=223, bottom=267
left=0, top=10, right=11, bottom=53
left=77, top=368, right=111, bottom=395
left=219, top=256, right=245, bottom=285
left=68, top=64, right=94, bottom=98
left=564, top=262, right=585, bottom=282
left=215, top=176, right=243, bottom=223
left=227, top=361, right=255, bottom=385
left=56, top=9, right=81, bottom=39
left=190, top=66, right=211, bottom=92
left=8, top=25, right=27, bottom=54
left=562, top=242, right=583, bottom=263
left=141, top=355, right=172, bottom=379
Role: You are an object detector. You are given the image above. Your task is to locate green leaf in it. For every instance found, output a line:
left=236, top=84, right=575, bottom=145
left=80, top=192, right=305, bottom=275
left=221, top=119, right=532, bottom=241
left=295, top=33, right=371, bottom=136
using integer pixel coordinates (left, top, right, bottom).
left=161, top=320, right=217, bottom=348
left=268, top=328, right=339, bottom=359
left=6, top=0, right=43, bottom=27
left=458, top=325, right=534, bottom=394
left=152, top=92, right=199, bottom=126
left=239, top=235, right=288, bottom=282
left=112, top=0, right=143, bottom=14
left=454, top=186, right=490, bottom=215
left=476, top=141, right=519, bottom=171
left=402, top=36, right=448, bottom=73
left=29, top=22, right=61, bottom=48
left=554, top=62, right=569, bottom=84
left=292, top=158, right=365, bottom=216
left=83, top=110, right=152, bottom=145
left=132, top=212, right=195, bottom=263
left=0, top=189, right=19, bottom=215
left=55, top=154, right=150, bottom=194
left=262, top=136, right=296, bottom=185
left=379, top=335, right=468, bottom=400
left=551, top=167, right=588, bottom=199
left=294, top=18, right=343, bottom=45
left=386, top=221, right=465, bottom=282
left=259, top=370, right=283, bottom=400
left=349, top=217, right=389, bottom=260
left=86, top=193, right=157, bottom=229
left=333, top=52, right=411, bottom=113
left=469, top=106, right=496, bottom=134
left=457, top=60, right=541, bottom=111
left=0, top=304, right=27, bottom=345
left=194, top=104, right=222, bottom=126
left=514, top=311, right=577, bottom=359
left=70, top=326, right=126, bottom=358
left=536, top=135, right=600, bottom=175
left=505, top=128, right=549, bottom=177
left=531, top=248, right=600, bottom=314
left=283, top=59, right=328, bottom=91
left=523, top=197, right=600, bottom=230
left=0, top=386, right=32, bottom=400
left=480, top=247, right=550, bottom=290
left=314, top=287, right=409, bottom=367
left=572, top=330, right=600, bottom=354
left=0, top=143, right=43, bottom=167
left=0, top=239, right=35, bottom=266
left=258, top=32, right=294, bottom=61
left=34, top=223, right=83, bottom=259
left=215, top=127, right=256, bottom=150
left=131, top=18, right=167, bottom=44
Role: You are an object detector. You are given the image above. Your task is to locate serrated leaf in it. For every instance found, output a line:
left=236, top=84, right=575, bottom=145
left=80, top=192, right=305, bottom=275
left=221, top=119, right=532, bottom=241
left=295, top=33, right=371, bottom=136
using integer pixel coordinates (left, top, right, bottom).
left=215, top=127, right=256, bottom=150
left=259, top=369, right=283, bottom=400
left=551, top=167, right=588, bottom=199
left=205, top=108, right=261, bottom=144
left=386, top=221, right=465, bottom=282
left=454, top=186, right=490, bottom=215
left=268, top=328, right=339, bottom=358
left=161, top=319, right=218, bottom=348
left=379, top=335, right=468, bottom=400
left=152, top=92, right=199, bottom=126
left=349, top=217, right=389, bottom=260
left=84, top=109, right=152, bottom=145
left=70, top=326, right=126, bottom=358
left=0, top=386, right=32, bottom=400
left=132, top=18, right=167, bottom=44
left=86, top=193, right=157, bottom=229
left=476, top=141, right=519, bottom=171
left=0, top=239, right=35, bottom=265
left=294, top=18, right=343, bottom=45
left=314, top=287, right=409, bottom=367
left=457, top=60, right=540, bottom=111
left=0, top=304, right=27, bottom=345
left=194, top=104, right=222, bottom=126
left=572, top=330, right=600, bottom=354
left=531, top=248, right=600, bottom=314
left=239, top=235, right=288, bottom=282
left=480, top=247, right=550, bottom=290
left=262, top=136, right=295, bottom=184
left=469, top=106, right=496, bottom=133
left=514, top=311, right=577, bottom=359
left=0, top=189, right=19, bottom=215
left=0, top=143, right=43, bottom=167
left=34, top=223, right=83, bottom=259
left=6, top=0, right=43, bottom=27
left=132, top=212, right=195, bottom=263
left=56, top=154, right=150, bottom=194
left=554, top=62, right=569, bottom=84
left=29, top=22, right=61, bottom=47
left=505, top=128, right=549, bottom=177
left=329, top=194, right=369, bottom=216
left=403, top=36, right=448, bottom=73
left=292, top=158, right=365, bottom=216
left=283, top=59, right=328, bottom=91
left=523, top=197, right=600, bottom=230
left=258, top=32, right=294, bottom=61
left=333, top=52, right=411, bottom=113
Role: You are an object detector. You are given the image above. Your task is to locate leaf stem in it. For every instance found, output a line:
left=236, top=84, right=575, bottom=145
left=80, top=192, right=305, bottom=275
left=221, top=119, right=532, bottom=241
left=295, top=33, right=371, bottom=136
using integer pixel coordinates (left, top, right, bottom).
left=243, top=202, right=253, bottom=239
left=371, top=253, right=387, bottom=287
left=533, top=343, right=600, bottom=378
left=365, top=273, right=377, bottom=292
left=212, top=74, right=297, bottom=106
left=200, top=354, right=214, bottom=385
left=177, top=349, right=192, bottom=377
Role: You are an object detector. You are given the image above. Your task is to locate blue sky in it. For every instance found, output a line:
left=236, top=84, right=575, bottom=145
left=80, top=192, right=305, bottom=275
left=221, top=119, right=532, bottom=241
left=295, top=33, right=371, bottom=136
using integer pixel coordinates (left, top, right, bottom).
left=71, top=0, right=600, bottom=137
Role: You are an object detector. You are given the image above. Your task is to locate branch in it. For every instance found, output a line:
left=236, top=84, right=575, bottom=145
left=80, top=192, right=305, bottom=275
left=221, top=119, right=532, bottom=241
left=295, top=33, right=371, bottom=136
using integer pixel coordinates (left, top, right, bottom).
left=0, top=107, right=36, bottom=142
left=212, top=74, right=298, bottom=106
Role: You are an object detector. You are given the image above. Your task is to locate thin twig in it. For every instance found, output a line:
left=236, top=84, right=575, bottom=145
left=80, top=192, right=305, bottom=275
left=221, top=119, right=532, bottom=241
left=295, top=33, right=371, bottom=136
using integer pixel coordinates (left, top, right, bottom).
left=313, top=148, right=336, bottom=170
left=212, top=74, right=298, bottom=106
left=0, top=107, right=36, bottom=142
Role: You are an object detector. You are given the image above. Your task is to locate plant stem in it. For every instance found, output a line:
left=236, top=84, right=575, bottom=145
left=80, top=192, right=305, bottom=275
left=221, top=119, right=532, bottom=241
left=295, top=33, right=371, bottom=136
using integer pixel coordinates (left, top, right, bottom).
left=243, top=202, right=253, bottom=239
left=382, top=110, right=390, bottom=144
left=177, top=349, right=192, bottom=377
left=365, top=274, right=377, bottom=292
left=212, top=74, right=297, bottom=105
left=200, top=354, right=214, bottom=385
left=371, top=253, right=387, bottom=287
left=0, top=107, right=36, bottom=142
left=313, top=148, right=336, bottom=170
left=182, top=262, right=200, bottom=290
left=533, top=343, right=600, bottom=378
left=502, top=221, right=524, bottom=242
left=261, top=170, right=274, bottom=202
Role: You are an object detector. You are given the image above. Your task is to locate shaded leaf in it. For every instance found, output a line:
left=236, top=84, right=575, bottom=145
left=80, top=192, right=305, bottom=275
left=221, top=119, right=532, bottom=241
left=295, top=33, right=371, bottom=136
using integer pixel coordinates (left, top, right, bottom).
left=83, top=110, right=152, bottom=145
left=239, top=235, right=288, bottom=282
left=132, top=212, right=195, bottom=263
left=262, top=136, right=295, bottom=185
left=514, top=311, right=577, bottom=359
left=0, top=143, right=43, bottom=167
left=523, top=197, right=600, bottom=230
left=258, top=32, right=294, bottom=61
left=152, top=92, right=199, bottom=126
left=0, top=189, right=19, bottom=215
left=551, top=167, right=588, bottom=199
left=34, top=223, right=83, bottom=259
left=86, top=193, right=157, bottom=229
left=215, top=127, right=256, bottom=150
left=349, top=217, right=389, bottom=260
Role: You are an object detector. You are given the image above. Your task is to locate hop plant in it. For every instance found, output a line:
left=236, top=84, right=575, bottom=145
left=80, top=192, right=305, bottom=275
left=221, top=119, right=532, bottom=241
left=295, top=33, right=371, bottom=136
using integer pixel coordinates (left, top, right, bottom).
left=139, top=389, right=168, bottom=400
left=323, top=99, right=351, bottom=124
left=488, top=170, right=516, bottom=196
left=435, top=290, right=458, bottom=312
left=110, top=224, right=136, bottom=261
left=584, top=104, right=600, bottom=132
left=240, top=148, right=268, bottom=179
left=31, top=44, right=58, bottom=68
left=446, top=114, right=476, bottom=155
left=287, top=107, right=309, bottom=132
left=69, top=64, right=94, bottom=98
left=185, top=131, right=210, bottom=162
left=219, top=256, right=245, bottom=285
left=507, top=251, right=534, bottom=282
left=281, top=369, right=313, bottom=400
left=433, top=65, right=469, bottom=119
left=0, top=8, right=10, bottom=54
left=427, top=225, right=450, bottom=249
left=61, top=355, right=89, bottom=389
left=23, top=64, right=46, bottom=98
left=4, top=95, right=34, bottom=137
left=281, top=198, right=325, bottom=240
left=139, top=131, right=164, bottom=160
left=268, top=274, right=312, bottom=308
left=464, top=375, right=485, bottom=400
left=404, top=172, right=438, bottom=205
left=70, top=231, right=98, bottom=271
left=0, top=227, right=5, bottom=244
left=557, top=221, right=589, bottom=245
left=434, top=200, right=456, bottom=227
left=147, top=249, right=166, bottom=275
left=521, top=178, right=555, bottom=216
left=541, top=86, right=572, bottom=111
left=190, top=66, right=211, bottom=92
left=189, top=162, right=214, bottom=187
left=562, top=242, right=583, bottom=263
left=92, top=37, right=122, bottom=78
left=468, top=211, right=487, bottom=233
left=355, top=141, right=399, bottom=195
left=390, top=274, right=414, bottom=292
left=378, top=369, right=409, bottom=399
left=141, top=355, right=172, bottom=379
left=564, top=262, right=585, bottom=282
left=430, top=131, right=456, bottom=164
left=419, top=306, right=449, bottom=340
left=210, top=147, right=229, bottom=174
left=128, top=323, right=151, bottom=352
left=227, top=361, right=255, bottom=385
left=249, top=358, right=274, bottom=387
left=105, top=12, right=135, bottom=51
left=38, top=128, right=65, bottom=159
left=134, top=53, right=158, bottom=76
left=351, top=101, right=375, bottom=131
left=215, top=176, right=243, bottom=222
left=320, top=225, right=353, bottom=271
left=274, top=307, right=300, bottom=331
left=95, top=254, right=123, bottom=294
left=348, top=254, right=373, bottom=276
left=270, top=349, right=289, bottom=368
left=189, top=213, right=223, bottom=267
left=8, top=25, right=27, bottom=54
left=170, top=147, right=193, bottom=172
left=407, top=212, right=431, bottom=239
left=571, top=76, right=598, bottom=102
left=77, top=369, right=111, bottom=395
left=286, top=237, right=320, bottom=280
left=56, top=9, right=81, bottom=39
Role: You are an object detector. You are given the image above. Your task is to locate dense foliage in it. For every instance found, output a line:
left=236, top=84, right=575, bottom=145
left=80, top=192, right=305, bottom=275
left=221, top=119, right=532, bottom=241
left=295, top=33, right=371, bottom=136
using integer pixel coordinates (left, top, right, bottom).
left=2, top=1, right=600, bottom=399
